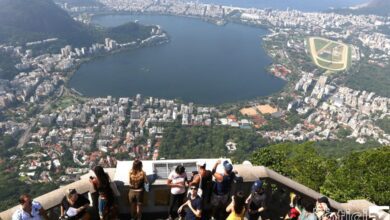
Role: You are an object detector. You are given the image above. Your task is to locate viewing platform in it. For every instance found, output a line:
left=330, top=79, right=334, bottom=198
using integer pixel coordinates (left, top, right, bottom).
left=1, top=158, right=389, bottom=220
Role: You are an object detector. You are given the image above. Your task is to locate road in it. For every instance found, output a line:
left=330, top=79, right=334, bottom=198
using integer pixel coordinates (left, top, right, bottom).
left=17, top=85, right=64, bottom=148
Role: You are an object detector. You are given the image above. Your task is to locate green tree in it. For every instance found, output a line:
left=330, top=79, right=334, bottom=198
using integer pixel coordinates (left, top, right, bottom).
left=2, top=135, right=16, bottom=148
left=250, top=142, right=336, bottom=191
left=376, top=116, right=390, bottom=134
left=0, top=134, right=17, bottom=156
left=336, top=127, right=352, bottom=139
left=321, top=146, right=390, bottom=205
left=159, top=123, right=267, bottom=162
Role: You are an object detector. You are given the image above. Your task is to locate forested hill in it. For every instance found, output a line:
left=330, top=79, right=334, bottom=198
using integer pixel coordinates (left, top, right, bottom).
left=0, top=0, right=94, bottom=46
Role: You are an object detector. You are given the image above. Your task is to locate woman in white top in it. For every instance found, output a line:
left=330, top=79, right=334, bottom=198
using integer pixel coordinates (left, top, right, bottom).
left=167, top=165, right=188, bottom=219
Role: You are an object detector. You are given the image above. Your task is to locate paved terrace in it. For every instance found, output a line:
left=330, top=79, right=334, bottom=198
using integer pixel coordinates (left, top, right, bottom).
left=1, top=159, right=389, bottom=220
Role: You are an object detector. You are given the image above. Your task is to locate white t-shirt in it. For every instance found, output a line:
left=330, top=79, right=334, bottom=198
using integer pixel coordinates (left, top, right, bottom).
left=12, top=201, right=43, bottom=220
left=168, top=171, right=187, bottom=195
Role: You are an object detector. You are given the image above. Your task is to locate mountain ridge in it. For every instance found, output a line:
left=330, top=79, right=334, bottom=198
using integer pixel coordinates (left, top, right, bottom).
left=0, top=0, right=95, bottom=46
left=348, top=0, right=390, bottom=16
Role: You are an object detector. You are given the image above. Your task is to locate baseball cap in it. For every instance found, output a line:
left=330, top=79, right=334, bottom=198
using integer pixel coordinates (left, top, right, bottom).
left=251, top=179, right=263, bottom=192
left=223, top=160, right=233, bottom=173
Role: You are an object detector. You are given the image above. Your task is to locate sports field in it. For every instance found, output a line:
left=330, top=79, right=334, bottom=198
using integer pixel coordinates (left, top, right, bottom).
left=307, top=37, right=351, bottom=71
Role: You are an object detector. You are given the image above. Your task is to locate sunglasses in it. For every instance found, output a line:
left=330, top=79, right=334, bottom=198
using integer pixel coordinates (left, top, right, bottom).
left=190, top=187, right=198, bottom=190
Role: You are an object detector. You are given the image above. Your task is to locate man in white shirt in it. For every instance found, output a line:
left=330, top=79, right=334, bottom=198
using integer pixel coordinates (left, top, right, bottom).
left=12, top=194, right=49, bottom=220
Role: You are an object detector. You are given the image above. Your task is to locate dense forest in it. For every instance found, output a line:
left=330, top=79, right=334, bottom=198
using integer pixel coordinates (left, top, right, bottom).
left=159, top=122, right=268, bottom=162
left=251, top=142, right=390, bottom=206
left=345, top=63, right=390, bottom=98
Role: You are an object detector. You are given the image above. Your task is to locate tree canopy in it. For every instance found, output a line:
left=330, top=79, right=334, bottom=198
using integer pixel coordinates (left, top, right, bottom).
left=250, top=142, right=335, bottom=191
left=250, top=142, right=390, bottom=205
left=159, top=123, right=268, bottom=162
left=321, top=146, right=390, bottom=205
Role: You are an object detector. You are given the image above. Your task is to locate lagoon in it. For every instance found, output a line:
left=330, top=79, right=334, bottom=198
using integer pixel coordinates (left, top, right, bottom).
left=69, top=15, right=285, bottom=104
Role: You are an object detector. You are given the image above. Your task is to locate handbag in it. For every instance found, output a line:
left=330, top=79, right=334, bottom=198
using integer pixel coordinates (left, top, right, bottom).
left=110, top=181, right=121, bottom=197
left=198, top=174, right=203, bottom=198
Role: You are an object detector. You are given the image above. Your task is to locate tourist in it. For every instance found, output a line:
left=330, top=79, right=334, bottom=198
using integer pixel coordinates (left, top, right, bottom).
left=315, top=197, right=337, bottom=220
left=178, top=185, right=202, bottom=220
left=90, top=166, right=114, bottom=220
left=189, top=161, right=213, bottom=219
left=128, top=159, right=148, bottom=220
left=246, top=179, right=269, bottom=220
left=226, top=191, right=246, bottom=220
left=167, top=165, right=188, bottom=219
left=210, top=160, right=235, bottom=220
left=298, top=199, right=317, bottom=220
left=284, top=192, right=301, bottom=220
left=12, top=194, right=49, bottom=220
left=60, top=188, right=91, bottom=220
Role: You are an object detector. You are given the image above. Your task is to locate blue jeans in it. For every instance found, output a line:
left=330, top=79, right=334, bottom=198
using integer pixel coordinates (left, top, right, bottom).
left=98, top=197, right=108, bottom=217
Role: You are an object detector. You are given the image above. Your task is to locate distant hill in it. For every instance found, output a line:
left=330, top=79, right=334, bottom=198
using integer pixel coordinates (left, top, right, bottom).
left=358, top=0, right=390, bottom=15
left=0, top=0, right=95, bottom=46
left=332, top=0, right=390, bottom=16
left=104, top=22, right=155, bottom=44
left=0, top=0, right=157, bottom=80
left=367, top=0, right=390, bottom=8
left=0, top=0, right=155, bottom=48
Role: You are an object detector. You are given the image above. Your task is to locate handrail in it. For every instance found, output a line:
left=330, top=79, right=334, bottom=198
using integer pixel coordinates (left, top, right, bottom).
left=0, top=178, right=91, bottom=220
left=234, top=164, right=389, bottom=219
left=1, top=164, right=388, bottom=220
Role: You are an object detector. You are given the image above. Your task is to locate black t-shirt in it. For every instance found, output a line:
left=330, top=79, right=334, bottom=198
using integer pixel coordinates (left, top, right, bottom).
left=61, top=194, right=90, bottom=219
left=249, top=191, right=267, bottom=211
left=214, top=173, right=235, bottom=195
left=185, top=195, right=202, bottom=220
left=200, top=170, right=213, bottom=200
left=200, top=170, right=212, bottom=191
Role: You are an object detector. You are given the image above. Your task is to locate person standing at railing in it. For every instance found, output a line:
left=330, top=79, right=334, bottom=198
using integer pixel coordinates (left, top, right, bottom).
left=298, top=199, right=317, bottom=220
left=12, top=194, right=49, bottom=220
left=90, top=166, right=114, bottom=220
left=167, top=165, right=188, bottom=220
left=129, top=159, right=148, bottom=220
left=189, top=161, right=213, bottom=219
left=246, top=180, right=269, bottom=220
left=210, top=160, right=235, bottom=220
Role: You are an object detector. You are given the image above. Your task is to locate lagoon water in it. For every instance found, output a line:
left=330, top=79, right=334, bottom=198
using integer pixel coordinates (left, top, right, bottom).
left=69, top=15, right=286, bottom=104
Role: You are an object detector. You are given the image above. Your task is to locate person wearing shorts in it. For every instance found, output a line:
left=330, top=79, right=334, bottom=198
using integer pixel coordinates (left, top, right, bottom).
left=128, top=159, right=148, bottom=220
